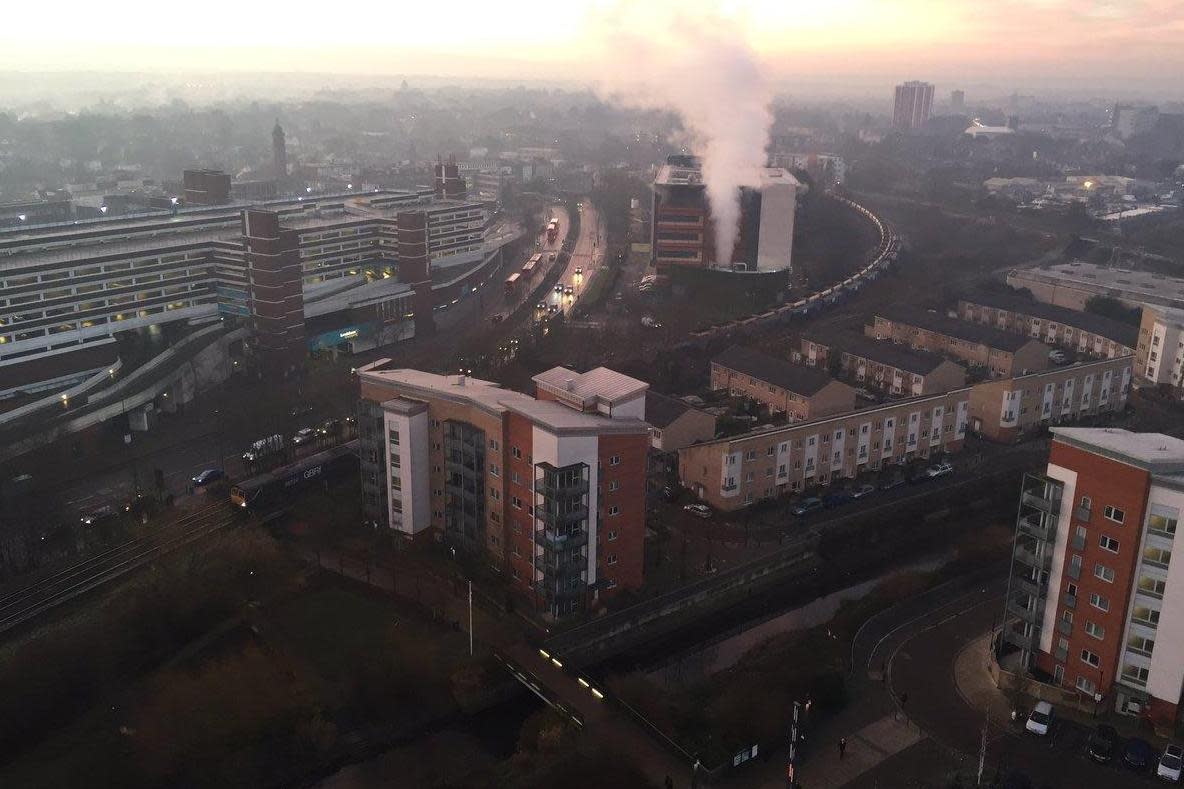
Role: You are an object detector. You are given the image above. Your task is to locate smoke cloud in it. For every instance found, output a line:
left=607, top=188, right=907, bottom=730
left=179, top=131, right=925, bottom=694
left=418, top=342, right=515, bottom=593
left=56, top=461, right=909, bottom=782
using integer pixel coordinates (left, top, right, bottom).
left=591, top=3, right=773, bottom=265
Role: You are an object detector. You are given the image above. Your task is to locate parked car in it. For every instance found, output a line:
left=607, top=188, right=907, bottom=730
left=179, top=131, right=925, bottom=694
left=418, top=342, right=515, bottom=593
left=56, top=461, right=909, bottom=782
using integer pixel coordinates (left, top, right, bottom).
left=1086, top=724, right=1118, bottom=763
left=683, top=503, right=712, bottom=519
left=574, top=267, right=583, bottom=275
left=850, top=484, right=876, bottom=499
left=291, top=428, right=315, bottom=446
left=554, top=284, right=564, bottom=294
left=1158, top=744, right=1183, bottom=782
left=926, top=461, right=954, bottom=478
left=1124, top=738, right=1154, bottom=771
left=536, top=302, right=546, bottom=311
left=791, top=497, right=824, bottom=516
left=565, top=286, right=574, bottom=296
left=80, top=505, right=116, bottom=526
left=1024, top=701, right=1053, bottom=736
left=191, top=468, right=224, bottom=487
left=317, top=418, right=342, bottom=437
left=243, top=434, right=284, bottom=462
left=879, top=474, right=906, bottom=490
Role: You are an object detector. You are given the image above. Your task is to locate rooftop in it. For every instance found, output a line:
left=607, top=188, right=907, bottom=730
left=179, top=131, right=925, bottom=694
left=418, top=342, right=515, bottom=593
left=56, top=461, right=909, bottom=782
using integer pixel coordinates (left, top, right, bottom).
left=802, top=330, right=959, bottom=376
left=1010, top=262, right=1184, bottom=306
left=645, top=390, right=702, bottom=429
left=1051, top=428, right=1184, bottom=474
left=362, top=366, right=647, bottom=435
left=959, top=290, right=1139, bottom=347
left=713, top=345, right=840, bottom=397
left=533, top=366, right=648, bottom=407
left=875, top=306, right=1045, bottom=353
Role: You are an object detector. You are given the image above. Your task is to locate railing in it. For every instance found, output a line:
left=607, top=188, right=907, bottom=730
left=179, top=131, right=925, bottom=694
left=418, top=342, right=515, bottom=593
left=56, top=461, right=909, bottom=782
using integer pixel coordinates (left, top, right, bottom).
left=1018, top=513, right=1054, bottom=542
left=1022, top=490, right=1060, bottom=513
left=1013, top=576, right=1042, bottom=599
left=535, top=527, right=588, bottom=550
left=1067, top=563, right=1081, bottom=580
left=1071, top=534, right=1086, bottom=551
left=1014, top=545, right=1049, bottom=569
left=536, top=507, right=588, bottom=528
left=1064, top=594, right=1077, bottom=609
left=534, top=478, right=589, bottom=498
left=1007, top=598, right=1042, bottom=624
left=1057, top=619, right=1073, bottom=636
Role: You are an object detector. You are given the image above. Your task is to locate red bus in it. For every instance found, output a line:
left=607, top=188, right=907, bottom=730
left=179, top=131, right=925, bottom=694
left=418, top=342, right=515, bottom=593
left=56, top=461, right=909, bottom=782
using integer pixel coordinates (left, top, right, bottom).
left=546, top=220, right=558, bottom=243
left=504, top=272, right=521, bottom=296
left=522, top=254, right=540, bottom=277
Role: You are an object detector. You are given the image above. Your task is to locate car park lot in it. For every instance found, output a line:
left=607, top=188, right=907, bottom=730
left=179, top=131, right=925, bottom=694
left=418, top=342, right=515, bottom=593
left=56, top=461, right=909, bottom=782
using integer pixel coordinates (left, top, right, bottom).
left=1026, top=714, right=1178, bottom=786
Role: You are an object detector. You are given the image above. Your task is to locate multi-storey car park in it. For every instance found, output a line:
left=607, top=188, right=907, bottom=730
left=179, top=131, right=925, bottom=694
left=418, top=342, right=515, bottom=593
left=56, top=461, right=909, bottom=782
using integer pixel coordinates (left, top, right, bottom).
left=0, top=185, right=498, bottom=398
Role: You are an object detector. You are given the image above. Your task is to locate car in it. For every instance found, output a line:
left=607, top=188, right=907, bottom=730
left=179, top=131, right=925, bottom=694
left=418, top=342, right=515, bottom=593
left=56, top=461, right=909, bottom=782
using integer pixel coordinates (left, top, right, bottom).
left=926, top=461, right=954, bottom=478
left=536, top=302, right=546, bottom=311
left=850, top=483, right=876, bottom=499
left=1024, top=701, right=1053, bottom=736
left=554, top=284, right=564, bottom=294
left=548, top=304, right=559, bottom=313
left=879, top=474, right=906, bottom=490
left=791, top=497, right=824, bottom=516
left=574, top=267, right=583, bottom=275
left=1125, top=737, right=1154, bottom=771
left=317, top=418, right=342, bottom=437
left=822, top=491, right=854, bottom=507
left=1159, top=744, right=1184, bottom=782
left=565, top=286, right=574, bottom=296
left=80, top=505, right=116, bottom=526
left=291, top=428, right=315, bottom=446
left=1086, top=724, right=1119, bottom=763
left=191, top=468, right=224, bottom=487
left=683, top=504, right=712, bottom=519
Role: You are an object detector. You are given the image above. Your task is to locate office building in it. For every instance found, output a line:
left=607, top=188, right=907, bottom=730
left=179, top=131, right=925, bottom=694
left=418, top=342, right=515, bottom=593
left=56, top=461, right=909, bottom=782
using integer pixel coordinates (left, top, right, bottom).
left=356, top=364, right=650, bottom=618
left=958, top=293, right=1138, bottom=359
left=1135, top=306, right=1184, bottom=390
left=799, top=331, right=967, bottom=396
left=711, top=345, right=856, bottom=421
left=650, top=156, right=801, bottom=272
left=1007, top=262, right=1184, bottom=313
left=1112, top=104, right=1160, bottom=141
left=1003, top=428, right=1184, bottom=726
left=870, top=307, right=1051, bottom=378
left=182, top=169, right=231, bottom=206
left=893, top=81, right=934, bottom=130
left=273, top=121, right=289, bottom=181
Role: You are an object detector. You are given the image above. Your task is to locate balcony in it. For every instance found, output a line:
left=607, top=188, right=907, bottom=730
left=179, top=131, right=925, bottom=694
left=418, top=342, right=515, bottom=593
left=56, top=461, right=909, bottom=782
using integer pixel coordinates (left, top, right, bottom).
left=1002, top=627, right=1035, bottom=651
left=1014, top=545, right=1050, bottom=570
left=535, top=477, right=589, bottom=498
left=536, top=506, right=588, bottom=528
left=1057, top=619, right=1073, bottom=637
left=1074, top=505, right=1091, bottom=522
left=535, top=527, right=588, bottom=551
left=1007, top=598, right=1043, bottom=624
left=1022, top=490, right=1060, bottom=514
left=1018, top=513, right=1054, bottom=543
left=1071, top=533, right=1086, bottom=551
left=1020, top=474, right=1062, bottom=515
left=1067, top=563, right=1081, bottom=580
left=1012, top=575, right=1043, bottom=599
left=1065, top=594, right=1077, bottom=610
left=1055, top=645, right=1068, bottom=661
left=542, top=554, right=587, bottom=575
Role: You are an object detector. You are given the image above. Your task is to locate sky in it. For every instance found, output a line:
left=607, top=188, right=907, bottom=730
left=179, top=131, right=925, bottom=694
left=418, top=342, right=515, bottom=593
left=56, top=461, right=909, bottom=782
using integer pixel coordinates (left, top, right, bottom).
left=1, top=0, right=1182, bottom=97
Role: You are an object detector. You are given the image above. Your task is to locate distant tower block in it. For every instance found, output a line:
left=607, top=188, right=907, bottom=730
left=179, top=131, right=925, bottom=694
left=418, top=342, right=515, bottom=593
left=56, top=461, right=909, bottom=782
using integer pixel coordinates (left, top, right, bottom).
left=434, top=155, right=467, bottom=200
left=272, top=121, right=288, bottom=180
left=397, top=210, right=436, bottom=337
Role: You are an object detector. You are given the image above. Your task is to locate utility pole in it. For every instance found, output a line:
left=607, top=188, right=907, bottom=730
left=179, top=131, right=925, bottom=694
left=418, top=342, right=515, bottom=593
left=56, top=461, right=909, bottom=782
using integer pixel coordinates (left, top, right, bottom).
left=977, top=710, right=988, bottom=787
left=468, top=580, right=474, bottom=656
left=788, top=700, right=801, bottom=782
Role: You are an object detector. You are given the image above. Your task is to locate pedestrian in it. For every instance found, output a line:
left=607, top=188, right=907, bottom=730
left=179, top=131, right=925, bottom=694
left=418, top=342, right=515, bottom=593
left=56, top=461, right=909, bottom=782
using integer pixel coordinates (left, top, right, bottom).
left=899, top=691, right=909, bottom=723
left=838, top=737, right=847, bottom=760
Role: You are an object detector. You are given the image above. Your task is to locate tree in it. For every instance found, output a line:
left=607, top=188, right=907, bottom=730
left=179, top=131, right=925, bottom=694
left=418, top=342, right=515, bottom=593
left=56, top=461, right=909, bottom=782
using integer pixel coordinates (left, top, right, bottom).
left=1085, top=295, right=1141, bottom=326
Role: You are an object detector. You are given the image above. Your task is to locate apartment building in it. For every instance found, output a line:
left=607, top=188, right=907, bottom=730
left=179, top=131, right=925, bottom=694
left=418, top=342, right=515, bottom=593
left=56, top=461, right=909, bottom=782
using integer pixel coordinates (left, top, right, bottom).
left=711, top=345, right=856, bottom=421
left=799, top=330, right=967, bottom=396
left=870, top=307, right=1050, bottom=378
left=679, top=389, right=971, bottom=511
left=1135, top=305, right=1184, bottom=390
left=957, top=292, right=1137, bottom=359
left=967, top=356, right=1133, bottom=442
left=1003, top=428, right=1184, bottom=726
left=357, top=364, right=649, bottom=618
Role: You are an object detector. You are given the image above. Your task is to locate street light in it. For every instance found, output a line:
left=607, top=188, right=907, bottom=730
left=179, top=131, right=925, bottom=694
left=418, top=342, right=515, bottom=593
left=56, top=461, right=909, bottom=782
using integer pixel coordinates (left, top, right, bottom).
left=99, top=206, right=108, bottom=214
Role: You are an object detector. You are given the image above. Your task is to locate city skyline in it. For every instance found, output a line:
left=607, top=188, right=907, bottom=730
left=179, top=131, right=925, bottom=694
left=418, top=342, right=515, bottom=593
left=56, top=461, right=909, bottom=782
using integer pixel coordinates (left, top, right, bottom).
left=1, top=1, right=1183, bottom=98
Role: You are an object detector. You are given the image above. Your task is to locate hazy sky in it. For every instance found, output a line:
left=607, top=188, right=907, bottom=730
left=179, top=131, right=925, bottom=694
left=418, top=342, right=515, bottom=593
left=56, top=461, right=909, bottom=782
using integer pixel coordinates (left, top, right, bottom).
left=2, top=0, right=1182, bottom=97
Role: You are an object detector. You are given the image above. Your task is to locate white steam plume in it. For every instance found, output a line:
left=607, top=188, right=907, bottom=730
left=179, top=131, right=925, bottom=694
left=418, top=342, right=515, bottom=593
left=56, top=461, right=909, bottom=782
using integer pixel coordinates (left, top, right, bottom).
left=590, top=3, right=773, bottom=265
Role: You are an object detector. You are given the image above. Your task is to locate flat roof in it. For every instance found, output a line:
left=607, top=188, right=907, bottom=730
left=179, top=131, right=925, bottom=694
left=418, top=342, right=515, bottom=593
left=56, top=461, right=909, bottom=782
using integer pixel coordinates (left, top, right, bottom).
left=959, top=290, right=1139, bottom=347
left=1051, top=428, right=1184, bottom=474
left=802, top=330, right=958, bottom=376
left=713, top=345, right=840, bottom=397
left=875, top=306, right=1045, bottom=353
left=1011, top=262, right=1184, bottom=305
left=361, top=368, right=647, bottom=435
left=533, top=366, right=648, bottom=405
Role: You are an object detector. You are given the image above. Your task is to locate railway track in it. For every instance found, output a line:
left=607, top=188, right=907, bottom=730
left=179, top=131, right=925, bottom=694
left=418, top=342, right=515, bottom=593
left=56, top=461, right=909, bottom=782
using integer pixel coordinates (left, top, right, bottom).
left=0, top=501, right=239, bottom=636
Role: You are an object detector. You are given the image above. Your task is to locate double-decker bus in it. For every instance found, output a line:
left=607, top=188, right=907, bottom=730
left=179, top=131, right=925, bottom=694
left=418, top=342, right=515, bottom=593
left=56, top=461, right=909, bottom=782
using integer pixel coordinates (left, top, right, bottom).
left=504, top=272, right=522, bottom=296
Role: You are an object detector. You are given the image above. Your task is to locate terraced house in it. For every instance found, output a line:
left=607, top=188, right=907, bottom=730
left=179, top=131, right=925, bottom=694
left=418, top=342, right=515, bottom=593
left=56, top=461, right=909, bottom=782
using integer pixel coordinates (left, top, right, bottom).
left=957, top=292, right=1137, bottom=359
left=711, top=344, right=855, bottom=421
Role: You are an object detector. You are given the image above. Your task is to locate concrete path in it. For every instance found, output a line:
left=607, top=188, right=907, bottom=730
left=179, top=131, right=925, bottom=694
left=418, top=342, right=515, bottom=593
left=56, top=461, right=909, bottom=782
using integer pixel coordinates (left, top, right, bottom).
left=750, top=714, right=922, bottom=789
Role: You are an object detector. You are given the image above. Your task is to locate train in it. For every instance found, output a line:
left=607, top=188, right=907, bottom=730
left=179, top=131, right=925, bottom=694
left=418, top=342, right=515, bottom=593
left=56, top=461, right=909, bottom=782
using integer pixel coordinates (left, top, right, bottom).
left=230, top=440, right=359, bottom=512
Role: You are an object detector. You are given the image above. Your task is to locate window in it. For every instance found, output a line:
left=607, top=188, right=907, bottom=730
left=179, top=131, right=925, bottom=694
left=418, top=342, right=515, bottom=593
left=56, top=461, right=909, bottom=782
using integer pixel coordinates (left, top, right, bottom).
left=1084, top=621, right=1105, bottom=640
left=1138, top=576, right=1166, bottom=599
left=608, top=505, right=620, bottom=516
left=1067, top=582, right=1078, bottom=598
left=489, top=463, right=500, bottom=477
left=607, top=530, right=618, bottom=542
left=1061, top=610, right=1073, bottom=625
left=607, top=554, right=618, bottom=566
left=388, top=428, right=400, bottom=445
left=511, top=471, right=521, bottom=485
left=511, top=496, right=522, bottom=510
left=489, top=438, right=499, bottom=450
left=1132, top=605, right=1160, bottom=627
left=1093, top=564, right=1115, bottom=583
left=767, top=446, right=775, bottom=456
left=1089, top=593, right=1109, bottom=612
left=1143, top=546, right=1172, bottom=568
left=608, top=480, right=620, bottom=492
left=1104, top=505, right=1125, bottom=524
left=1079, top=495, right=1092, bottom=511
left=1099, top=535, right=1119, bottom=553
left=1148, top=511, right=1178, bottom=537
left=1128, top=634, right=1155, bottom=656
left=745, top=450, right=756, bottom=461
left=1080, top=649, right=1100, bottom=668
left=1121, top=664, right=1149, bottom=686
left=512, top=446, right=522, bottom=459
left=610, top=455, right=621, bottom=466
left=1076, top=675, right=1096, bottom=694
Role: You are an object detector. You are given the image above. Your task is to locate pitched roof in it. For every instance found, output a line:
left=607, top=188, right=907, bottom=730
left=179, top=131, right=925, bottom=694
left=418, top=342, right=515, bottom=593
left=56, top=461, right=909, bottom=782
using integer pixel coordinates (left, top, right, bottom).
left=802, top=330, right=960, bottom=376
left=713, top=345, right=839, bottom=397
left=645, top=390, right=702, bottom=428
left=875, top=306, right=1044, bottom=353
left=958, top=291, right=1139, bottom=348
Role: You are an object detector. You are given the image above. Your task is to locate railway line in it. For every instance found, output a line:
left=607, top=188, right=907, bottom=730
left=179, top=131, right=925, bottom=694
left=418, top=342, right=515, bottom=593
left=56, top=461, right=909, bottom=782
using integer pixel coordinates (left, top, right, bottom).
left=0, top=500, right=239, bottom=636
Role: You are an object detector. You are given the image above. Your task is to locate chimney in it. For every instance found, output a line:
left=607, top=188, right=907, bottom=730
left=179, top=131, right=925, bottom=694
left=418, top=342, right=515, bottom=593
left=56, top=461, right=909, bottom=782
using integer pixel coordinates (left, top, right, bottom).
left=565, top=378, right=575, bottom=391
